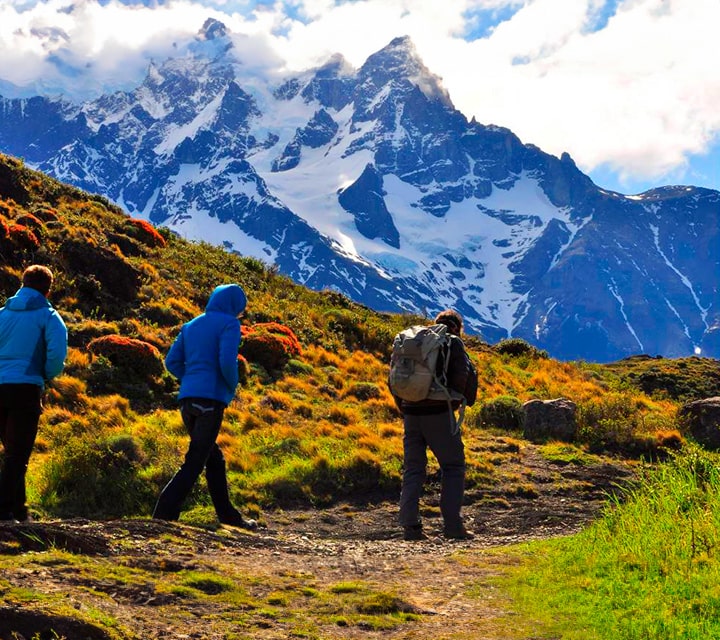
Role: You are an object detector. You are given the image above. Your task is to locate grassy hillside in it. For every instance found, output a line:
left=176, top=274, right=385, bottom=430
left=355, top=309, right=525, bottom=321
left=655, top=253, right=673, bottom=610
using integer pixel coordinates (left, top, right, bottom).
left=6, top=153, right=720, bottom=640
left=0, top=151, right=714, bottom=523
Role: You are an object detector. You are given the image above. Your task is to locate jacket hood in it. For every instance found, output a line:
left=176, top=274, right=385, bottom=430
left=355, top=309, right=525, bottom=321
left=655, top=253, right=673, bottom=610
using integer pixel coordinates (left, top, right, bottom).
left=205, top=284, right=247, bottom=316
left=3, top=287, right=51, bottom=312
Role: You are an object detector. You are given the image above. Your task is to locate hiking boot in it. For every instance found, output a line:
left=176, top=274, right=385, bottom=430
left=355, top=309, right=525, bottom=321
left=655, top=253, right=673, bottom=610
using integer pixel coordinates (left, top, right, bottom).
left=403, top=525, right=426, bottom=541
left=0, top=512, right=18, bottom=523
left=443, top=526, right=474, bottom=540
left=152, top=510, right=179, bottom=522
left=219, top=511, right=258, bottom=531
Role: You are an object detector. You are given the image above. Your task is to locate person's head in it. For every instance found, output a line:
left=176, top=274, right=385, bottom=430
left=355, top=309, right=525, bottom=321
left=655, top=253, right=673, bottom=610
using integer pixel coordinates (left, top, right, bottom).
left=435, top=309, right=463, bottom=336
left=205, top=283, right=247, bottom=317
left=22, top=264, right=54, bottom=297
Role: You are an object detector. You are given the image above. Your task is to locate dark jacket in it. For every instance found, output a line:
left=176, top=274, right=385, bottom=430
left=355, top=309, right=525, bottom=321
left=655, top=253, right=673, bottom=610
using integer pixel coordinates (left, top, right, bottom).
left=395, top=335, right=473, bottom=416
left=165, top=284, right=246, bottom=406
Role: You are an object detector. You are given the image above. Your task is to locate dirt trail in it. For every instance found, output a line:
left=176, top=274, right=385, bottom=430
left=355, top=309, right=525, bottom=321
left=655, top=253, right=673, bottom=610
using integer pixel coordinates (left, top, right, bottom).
left=0, top=446, right=633, bottom=640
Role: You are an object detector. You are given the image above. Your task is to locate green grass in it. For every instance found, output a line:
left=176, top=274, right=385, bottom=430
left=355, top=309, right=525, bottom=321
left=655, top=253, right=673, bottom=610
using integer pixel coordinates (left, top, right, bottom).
left=489, top=446, right=720, bottom=639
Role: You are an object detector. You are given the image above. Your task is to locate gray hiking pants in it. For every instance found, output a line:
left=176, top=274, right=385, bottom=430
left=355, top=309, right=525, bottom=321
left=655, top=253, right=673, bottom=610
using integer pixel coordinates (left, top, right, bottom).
left=398, top=411, right=466, bottom=531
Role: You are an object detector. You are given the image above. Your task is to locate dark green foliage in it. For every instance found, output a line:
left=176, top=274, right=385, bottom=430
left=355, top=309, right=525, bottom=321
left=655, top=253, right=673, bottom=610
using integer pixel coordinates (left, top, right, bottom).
left=303, top=452, right=398, bottom=506
left=237, top=354, right=250, bottom=386
left=324, top=308, right=397, bottom=357
left=67, top=319, right=120, bottom=348
left=494, top=338, right=549, bottom=359
left=479, top=396, right=525, bottom=431
left=107, top=231, right=146, bottom=257
left=39, top=434, right=155, bottom=517
left=0, top=265, right=20, bottom=297
left=286, top=359, right=314, bottom=375
left=346, top=382, right=382, bottom=401
left=141, top=301, right=186, bottom=326
left=604, top=355, right=720, bottom=402
left=0, top=155, right=30, bottom=204
left=86, top=335, right=171, bottom=410
left=60, top=237, right=142, bottom=307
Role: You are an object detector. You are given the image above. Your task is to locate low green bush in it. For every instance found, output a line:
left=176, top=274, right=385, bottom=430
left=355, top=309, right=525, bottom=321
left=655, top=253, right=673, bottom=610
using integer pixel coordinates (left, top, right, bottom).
left=478, top=395, right=525, bottom=431
left=38, top=434, right=155, bottom=517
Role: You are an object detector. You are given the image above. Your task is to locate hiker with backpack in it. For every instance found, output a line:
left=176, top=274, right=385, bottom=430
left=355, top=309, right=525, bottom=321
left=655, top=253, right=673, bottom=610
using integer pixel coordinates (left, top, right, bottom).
left=153, top=283, right=257, bottom=530
left=0, top=265, right=68, bottom=522
left=388, top=310, right=478, bottom=540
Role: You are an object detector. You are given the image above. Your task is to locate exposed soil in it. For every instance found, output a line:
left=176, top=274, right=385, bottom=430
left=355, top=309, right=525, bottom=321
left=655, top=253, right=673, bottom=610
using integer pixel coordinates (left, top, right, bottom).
left=0, top=442, right=634, bottom=640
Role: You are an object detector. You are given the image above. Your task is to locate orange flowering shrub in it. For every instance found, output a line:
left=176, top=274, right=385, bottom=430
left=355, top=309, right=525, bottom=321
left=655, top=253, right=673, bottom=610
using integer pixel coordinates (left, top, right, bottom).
left=87, top=334, right=164, bottom=378
left=124, top=218, right=166, bottom=248
left=240, top=322, right=301, bottom=372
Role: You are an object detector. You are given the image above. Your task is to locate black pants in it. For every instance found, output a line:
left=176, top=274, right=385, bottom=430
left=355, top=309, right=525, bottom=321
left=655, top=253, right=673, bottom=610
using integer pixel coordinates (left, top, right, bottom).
left=153, top=398, right=237, bottom=521
left=0, top=384, right=43, bottom=520
left=399, top=411, right=466, bottom=531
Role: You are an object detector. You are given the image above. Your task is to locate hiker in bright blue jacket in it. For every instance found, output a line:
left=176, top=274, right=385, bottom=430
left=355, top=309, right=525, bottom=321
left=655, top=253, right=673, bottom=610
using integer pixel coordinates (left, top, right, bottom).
left=153, top=284, right=257, bottom=529
left=0, top=265, right=67, bottom=522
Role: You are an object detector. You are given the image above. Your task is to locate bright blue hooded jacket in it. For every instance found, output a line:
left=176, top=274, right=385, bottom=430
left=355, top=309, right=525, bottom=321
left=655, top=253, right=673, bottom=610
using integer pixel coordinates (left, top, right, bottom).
left=0, top=286, right=68, bottom=388
left=165, top=284, right=247, bottom=406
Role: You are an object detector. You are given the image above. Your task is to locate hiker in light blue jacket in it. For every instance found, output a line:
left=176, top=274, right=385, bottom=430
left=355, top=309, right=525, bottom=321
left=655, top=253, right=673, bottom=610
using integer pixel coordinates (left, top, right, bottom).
left=153, top=283, right=257, bottom=530
left=0, top=265, right=67, bottom=522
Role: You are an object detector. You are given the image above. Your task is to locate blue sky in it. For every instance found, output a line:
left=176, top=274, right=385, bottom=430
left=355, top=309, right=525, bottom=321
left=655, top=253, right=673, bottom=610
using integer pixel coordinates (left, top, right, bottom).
left=0, top=0, right=718, bottom=195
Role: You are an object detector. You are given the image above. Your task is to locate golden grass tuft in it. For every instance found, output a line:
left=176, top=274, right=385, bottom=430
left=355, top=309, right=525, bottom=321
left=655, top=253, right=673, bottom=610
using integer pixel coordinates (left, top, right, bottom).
left=326, top=406, right=359, bottom=426
left=45, top=375, right=89, bottom=410
left=378, top=423, right=402, bottom=439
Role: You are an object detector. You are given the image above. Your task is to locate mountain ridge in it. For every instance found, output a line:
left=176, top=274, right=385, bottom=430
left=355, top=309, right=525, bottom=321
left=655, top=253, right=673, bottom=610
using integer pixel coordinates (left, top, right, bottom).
left=0, top=24, right=717, bottom=362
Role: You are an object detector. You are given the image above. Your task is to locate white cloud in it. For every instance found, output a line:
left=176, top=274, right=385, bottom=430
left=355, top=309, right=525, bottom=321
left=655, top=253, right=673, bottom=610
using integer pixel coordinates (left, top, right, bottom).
left=0, top=0, right=718, bottom=190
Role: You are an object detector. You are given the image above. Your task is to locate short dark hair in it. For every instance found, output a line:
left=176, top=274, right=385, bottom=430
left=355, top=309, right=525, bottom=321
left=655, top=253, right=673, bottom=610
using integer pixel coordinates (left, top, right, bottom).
left=22, top=265, right=54, bottom=296
left=435, top=309, right=463, bottom=334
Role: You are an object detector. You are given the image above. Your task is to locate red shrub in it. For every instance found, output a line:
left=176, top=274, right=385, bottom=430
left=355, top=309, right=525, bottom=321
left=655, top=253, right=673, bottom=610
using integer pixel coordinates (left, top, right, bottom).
left=15, top=213, right=44, bottom=232
left=124, top=218, right=166, bottom=248
left=87, top=334, right=164, bottom=378
left=240, top=322, right=301, bottom=372
left=7, top=224, right=40, bottom=251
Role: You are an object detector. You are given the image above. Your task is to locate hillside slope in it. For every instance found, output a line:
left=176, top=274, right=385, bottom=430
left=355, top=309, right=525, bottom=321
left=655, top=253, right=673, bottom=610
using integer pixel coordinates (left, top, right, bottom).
left=1, top=151, right=719, bottom=640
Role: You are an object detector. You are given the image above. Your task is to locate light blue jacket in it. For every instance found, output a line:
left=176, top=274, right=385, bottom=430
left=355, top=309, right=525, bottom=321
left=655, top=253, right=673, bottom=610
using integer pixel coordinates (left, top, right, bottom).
left=0, top=287, right=68, bottom=388
left=165, top=284, right=247, bottom=406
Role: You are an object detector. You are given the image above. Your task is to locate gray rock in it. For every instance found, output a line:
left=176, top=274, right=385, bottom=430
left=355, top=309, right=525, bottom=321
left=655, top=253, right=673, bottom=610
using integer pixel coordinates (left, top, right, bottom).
left=523, top=398, right=577, bottom=443
left=679, top=396, right=720, bottom=450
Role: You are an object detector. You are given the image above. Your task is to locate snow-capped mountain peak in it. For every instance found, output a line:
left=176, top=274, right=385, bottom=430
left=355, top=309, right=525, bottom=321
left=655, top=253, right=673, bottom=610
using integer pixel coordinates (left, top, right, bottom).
left=0, top=32, right=717, bottom=361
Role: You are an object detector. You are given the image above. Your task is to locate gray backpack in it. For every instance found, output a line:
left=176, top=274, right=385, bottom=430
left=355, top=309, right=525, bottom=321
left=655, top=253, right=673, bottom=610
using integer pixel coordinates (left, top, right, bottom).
left=388, top=324, right=466, bottom=431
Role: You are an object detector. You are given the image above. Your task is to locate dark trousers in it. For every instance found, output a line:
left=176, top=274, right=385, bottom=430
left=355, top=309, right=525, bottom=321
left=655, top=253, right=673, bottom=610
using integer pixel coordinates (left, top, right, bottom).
left=153, top=398, right=236, bottom=521
left=398, top=411, right=466, bottom=531
left=0, top=384, right=43, bottom=520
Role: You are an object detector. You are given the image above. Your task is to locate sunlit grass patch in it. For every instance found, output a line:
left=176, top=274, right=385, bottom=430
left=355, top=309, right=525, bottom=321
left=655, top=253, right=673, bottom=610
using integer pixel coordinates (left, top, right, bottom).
left=538, top=442, right=598, bottom=466
left=493, top=446, right=720, bottom=639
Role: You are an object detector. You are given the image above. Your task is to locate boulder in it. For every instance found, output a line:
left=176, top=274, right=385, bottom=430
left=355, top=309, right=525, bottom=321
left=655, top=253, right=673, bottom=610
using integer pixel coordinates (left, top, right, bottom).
left=523, top=398, right=577, bottom=443
left=679, top=396, right=720, bottom=450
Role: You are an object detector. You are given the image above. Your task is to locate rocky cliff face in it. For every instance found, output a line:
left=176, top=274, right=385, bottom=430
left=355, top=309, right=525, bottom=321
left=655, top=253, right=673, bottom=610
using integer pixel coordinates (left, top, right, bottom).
left=1, top=22, right=717, bottom=361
